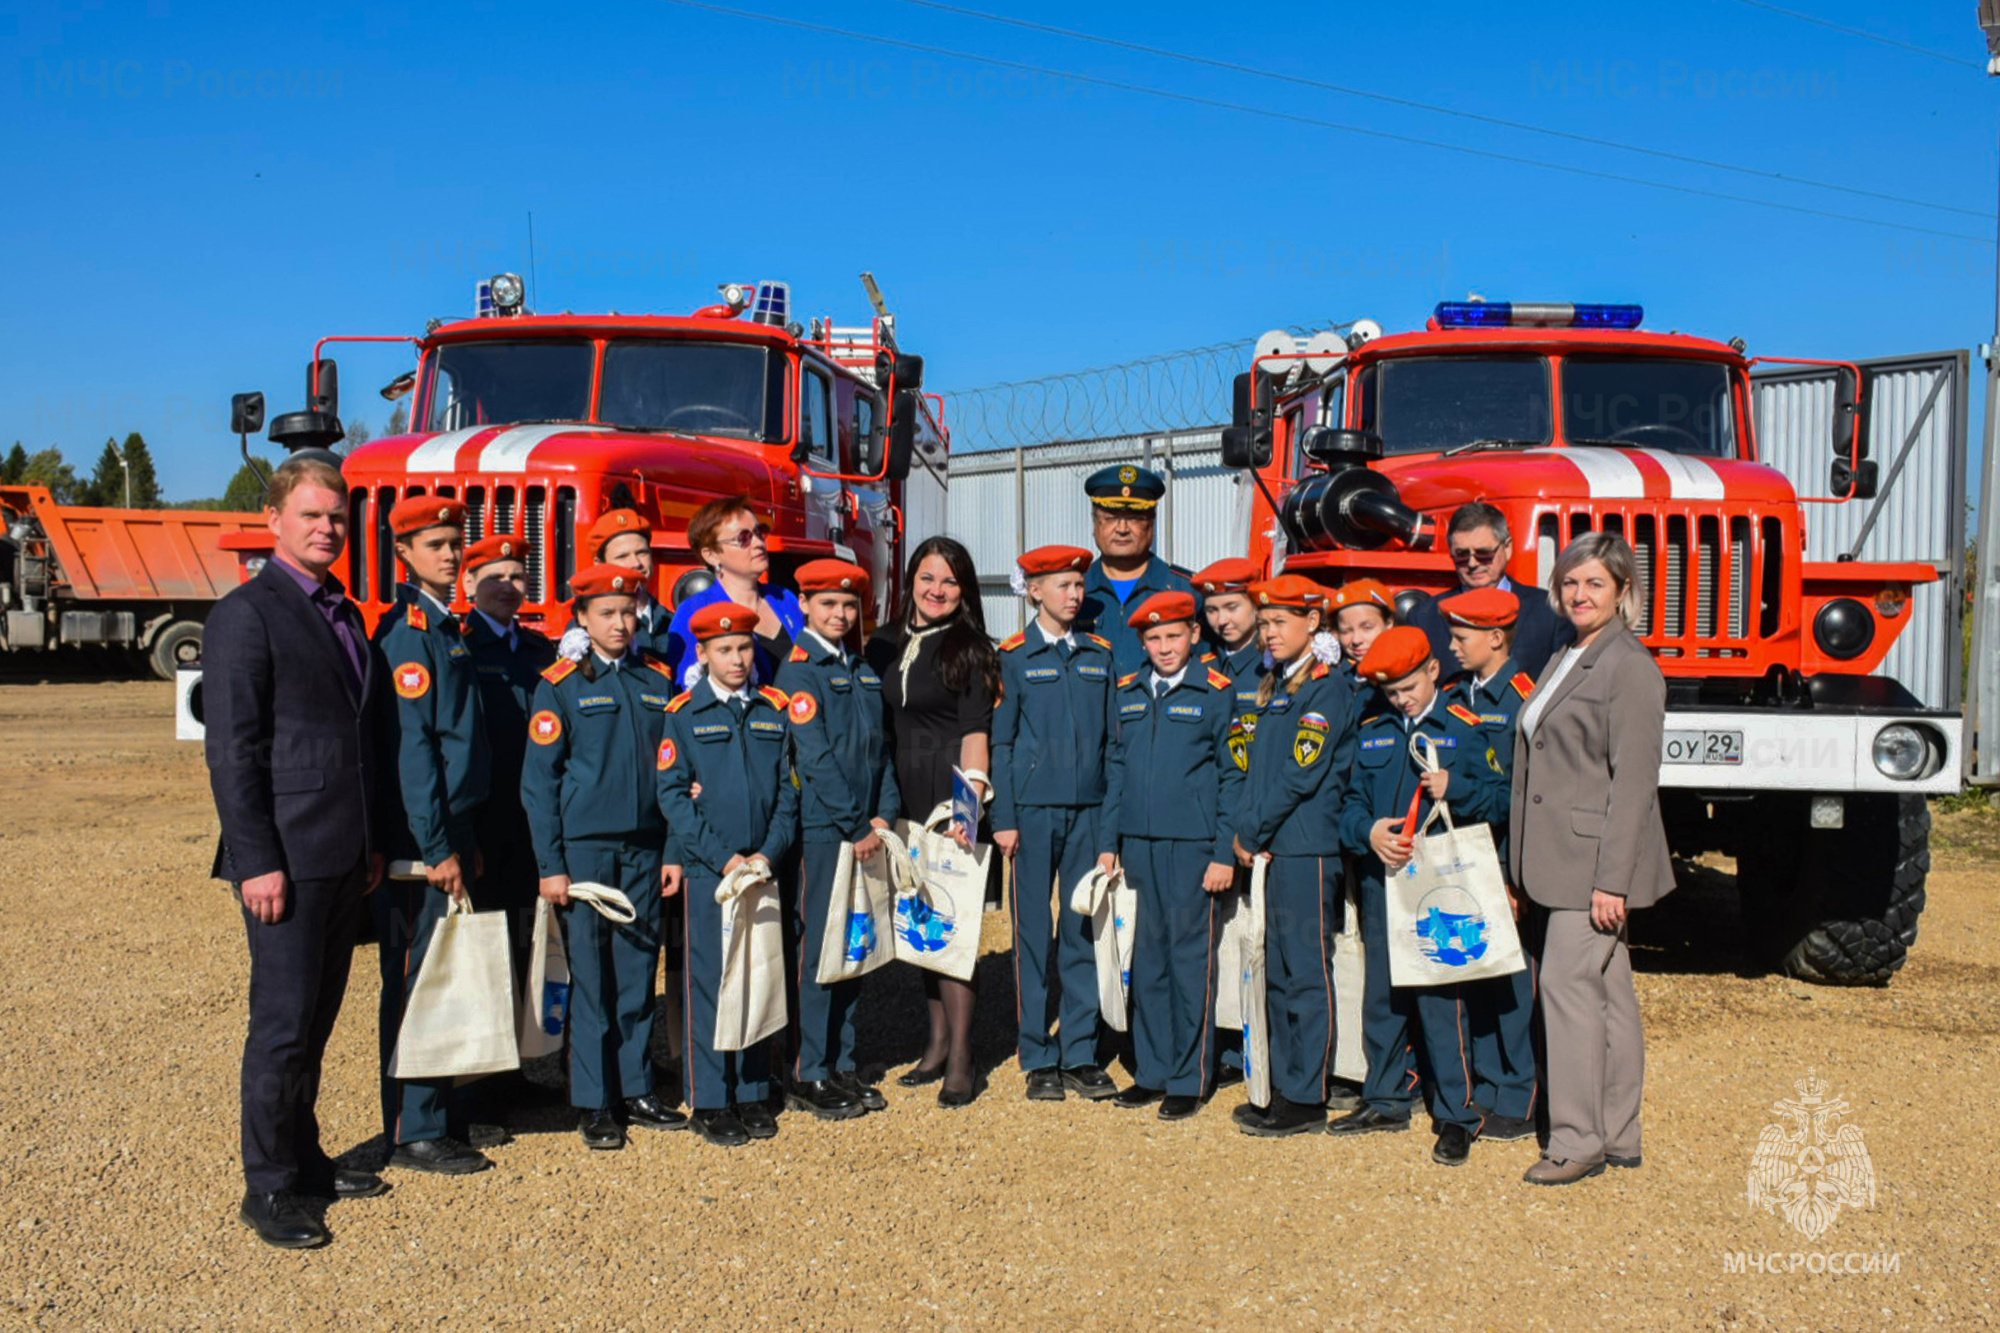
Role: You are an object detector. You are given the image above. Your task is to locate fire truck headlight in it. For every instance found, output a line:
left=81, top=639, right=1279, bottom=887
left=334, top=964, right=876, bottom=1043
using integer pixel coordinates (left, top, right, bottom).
left=1871, top=724, right=1931, bottom=780
left=489, top=272, right=525, bottom=312
left=1812, top=598, right=1875, bottom=661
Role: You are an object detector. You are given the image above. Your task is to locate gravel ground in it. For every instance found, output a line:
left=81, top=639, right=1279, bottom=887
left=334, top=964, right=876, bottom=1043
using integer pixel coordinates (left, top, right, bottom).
left=1, top=681, right=1995, bottom=1331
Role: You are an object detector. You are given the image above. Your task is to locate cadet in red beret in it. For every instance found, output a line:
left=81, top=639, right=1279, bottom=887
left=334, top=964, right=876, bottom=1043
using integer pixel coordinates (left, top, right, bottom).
left=1330, top=623, right=1505, bottom=1163
left=1191, top=559, right=1262, bottom=680
left=372, top=492, right=496, bottom=1174
left=657, top=598, right=800, bottom=1146
left=460, top=532, right=558, bottom=1050
left=776, top=559, right=899, bottom=1120
left=584, top=510, right=670, bottom=655
left=1329, top=578, right=1396, bottom=678
left=521, top=561, right=685, bottom=1150
left=1437, top=585, right=1539, bottom=1146
left=995, top=542, right=1120, bottom=1102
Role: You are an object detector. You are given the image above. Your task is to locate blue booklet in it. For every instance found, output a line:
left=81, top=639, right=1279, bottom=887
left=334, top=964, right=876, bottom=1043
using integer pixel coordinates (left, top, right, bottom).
left=950, top=766, right=980, bottom=843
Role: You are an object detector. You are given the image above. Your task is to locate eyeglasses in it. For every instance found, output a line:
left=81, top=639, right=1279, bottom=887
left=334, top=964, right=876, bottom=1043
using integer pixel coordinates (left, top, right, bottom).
left=717, top=524, right=771, bottom=550
left=1450, top=545, right=1503, bottom=565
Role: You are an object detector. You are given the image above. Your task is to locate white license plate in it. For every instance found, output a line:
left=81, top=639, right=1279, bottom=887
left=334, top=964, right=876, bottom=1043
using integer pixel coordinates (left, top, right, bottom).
left=1663, top=729, right=1743, bottom=765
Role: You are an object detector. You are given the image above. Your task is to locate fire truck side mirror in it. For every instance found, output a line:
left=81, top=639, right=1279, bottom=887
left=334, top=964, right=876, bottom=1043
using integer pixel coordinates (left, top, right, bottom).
left=1829, top=366, right=1876, bottom=500
left=884, top=388, right=920, bottom=482
left=1221, top=372, right=1274, bottom=469
left=230, top=392, right=265, bottom=437
left=309, top=358, right=340, bottom=418
left=876, top=351, right=924, bottom=394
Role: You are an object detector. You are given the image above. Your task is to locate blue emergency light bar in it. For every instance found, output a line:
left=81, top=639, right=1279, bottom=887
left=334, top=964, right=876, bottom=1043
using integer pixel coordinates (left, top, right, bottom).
left=748, top=280, right=792, bottom=328
left=1434, top=301, right=1643, bottom=330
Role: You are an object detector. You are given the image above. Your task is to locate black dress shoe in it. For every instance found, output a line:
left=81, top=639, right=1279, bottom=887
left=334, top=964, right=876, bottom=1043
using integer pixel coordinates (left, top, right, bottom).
left=896, top=1062, right=947, bottom=1088
left=1480, top=1113, right=1536, bottom=1143
left=580, top=1108, right=625, bottom=1150
left=1231, top=1101, right=1269, bottom=1127
left=1433, top=1122, right=1473, bottom=1166
left=833, top=1069, right=887, bottom=1112
left=1213, top=1065, right=1245, bottom=1090
left=1158, top=1094, right=1200, bottom=1122
left=389, top=1136, right=492, bottom=1175
left=1061, top=1065, right=1119, bottom=1101
left=1324, top=1107, right=1413, bottom=1138
left=464, top=1122, right=512, bottom=1150
left=297, top=1168, right=388, bottom=1201
left=1113, top=1085, right=1164, bottom=1110
left=937, top=1080, right=980, bottom=1109
left=1024, top=1068, right=1066, bottom=1101
left=1325, top=1084, right=1365, bottom=1114
left=786, top=1080, right=867, bottom=1121
left=1240, top=1096, right=1326, bottom=1138
left=735, top=1100, right=779, bottom=1139
left=240, top=1191, right=329, bottom=1250
left=623, top=1094, right=690, bottom=1131
left=690, top=1108, right=749, bottom=1148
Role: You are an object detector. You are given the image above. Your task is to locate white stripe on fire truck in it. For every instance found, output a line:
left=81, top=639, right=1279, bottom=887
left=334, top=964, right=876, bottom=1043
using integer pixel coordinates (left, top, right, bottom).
left=1630, top=448, right=1726, bottom=501
left=1523, top=448, right=1647, bottom=499
left=476, top=422, right=611, bottom=474
left=404, top=427, right=489, bottom=473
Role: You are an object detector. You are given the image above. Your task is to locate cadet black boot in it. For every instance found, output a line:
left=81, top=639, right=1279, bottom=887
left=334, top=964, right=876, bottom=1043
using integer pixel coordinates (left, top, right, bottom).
left=1240, top=1095, right=1326, bottom=1138
left=785, top=1080, right=867, bottom=1121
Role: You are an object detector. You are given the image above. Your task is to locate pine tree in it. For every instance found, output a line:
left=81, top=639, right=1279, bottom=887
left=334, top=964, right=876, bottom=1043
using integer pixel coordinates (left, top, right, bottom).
left=83, top=438, right=125, bottom=507
left=221, top=458, right=275, bottom=511
left=21, top=448, right=80, bottom=503
left=121, top=431, right=162, bottom=508
left=2, top=442, right=25, bottom=483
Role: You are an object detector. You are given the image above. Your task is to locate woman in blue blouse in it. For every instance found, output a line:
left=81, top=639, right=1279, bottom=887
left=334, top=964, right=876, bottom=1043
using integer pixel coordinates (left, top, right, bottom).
left=663, top=495, right=805, bottom=687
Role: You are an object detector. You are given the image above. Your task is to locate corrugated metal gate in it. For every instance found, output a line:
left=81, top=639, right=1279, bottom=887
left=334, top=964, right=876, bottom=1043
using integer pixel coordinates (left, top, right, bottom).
left=1750, top=351, right=1968, bottom=711
left=946, top=429, right=1249, bottom=638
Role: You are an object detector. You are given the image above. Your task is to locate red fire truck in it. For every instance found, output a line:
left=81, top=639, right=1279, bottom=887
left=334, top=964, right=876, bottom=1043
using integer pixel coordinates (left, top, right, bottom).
left=1223, top=300, right=1956, bottom=985
left=228, top=273, right=947, bottom=632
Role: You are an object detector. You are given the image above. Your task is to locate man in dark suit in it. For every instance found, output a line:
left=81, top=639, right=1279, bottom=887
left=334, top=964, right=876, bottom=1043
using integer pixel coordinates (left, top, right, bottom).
left=204, top=455, right=392, bottom=1249
left=1402, top=502, right=1573, bottom=681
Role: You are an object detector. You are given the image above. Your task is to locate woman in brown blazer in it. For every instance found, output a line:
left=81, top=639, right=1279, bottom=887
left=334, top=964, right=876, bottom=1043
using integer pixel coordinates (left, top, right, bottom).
left=1509, top=532, right=1675, bottom=1186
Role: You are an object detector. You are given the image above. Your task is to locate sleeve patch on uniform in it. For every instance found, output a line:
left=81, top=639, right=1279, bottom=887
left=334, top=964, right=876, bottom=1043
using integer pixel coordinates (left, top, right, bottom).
left=657, top=738, right=678, bottom=771
left=393, top=662, right=431, bottom=699
left=1486, top=746, right=1505, bottom=776
left=1293, top=728, right=1326, bottom=768
left=530, top=710, right=563, bottom=745
left=790, top=691, right=818, bottom=724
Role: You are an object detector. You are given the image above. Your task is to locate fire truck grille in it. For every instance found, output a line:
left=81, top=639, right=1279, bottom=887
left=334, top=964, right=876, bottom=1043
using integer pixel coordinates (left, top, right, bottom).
left=1537, top=508, right=1781, bottom=660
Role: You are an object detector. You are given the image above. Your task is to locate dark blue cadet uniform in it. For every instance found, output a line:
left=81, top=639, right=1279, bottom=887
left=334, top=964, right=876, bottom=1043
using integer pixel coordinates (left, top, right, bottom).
left=522, top=650, right=677, bottom=1112
left=1212, top=644, right=1266, bottom=1076
left=992, top=621, right=1114, bottom=1071
left=656, top=681, right=800, bottom=1111
left=1444, top=661, right=1540, bottom=1125
left=1337, top=697, right=1506, bottom=1131
left=373, top=587, right=492, bottom=1146
left=1232, top=658, right=1358, bottom=1108
left=464, top=611, right=557, bottom=986
left=1203, top=641, right=1262, bottom=682
left=1100, top=663, right=1244, bottom=1097
left=1079, top=556, right=1198, bottom=678
left=775, top=633, right=902, bottom=1084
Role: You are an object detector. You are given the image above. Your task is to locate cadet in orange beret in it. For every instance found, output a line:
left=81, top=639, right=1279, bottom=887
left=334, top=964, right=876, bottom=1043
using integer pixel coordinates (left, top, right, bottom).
left=1438, top=586, right=1540, bottom=1145
left=371, top=496, right=497, bottom=1174
left=1330, top=625, right=1504, bottom=1166
left=1192, top=557, right=1263, bottom=681
left=584, top=509, right=673, bottom=655
left=1329, top=578, right=1396, bottom=684
left=994, top=544, right=1121, bottom=1102
left=522, top=563, right=687, bottom=1150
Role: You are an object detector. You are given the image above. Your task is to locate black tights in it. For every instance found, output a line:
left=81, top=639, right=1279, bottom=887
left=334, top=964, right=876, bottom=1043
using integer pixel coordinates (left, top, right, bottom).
left=919, top=972, right=978, bottom=1095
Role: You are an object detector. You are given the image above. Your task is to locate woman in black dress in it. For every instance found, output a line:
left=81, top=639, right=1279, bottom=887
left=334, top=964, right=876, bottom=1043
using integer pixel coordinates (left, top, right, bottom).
left=865, top=536, right=1001, bottom=1107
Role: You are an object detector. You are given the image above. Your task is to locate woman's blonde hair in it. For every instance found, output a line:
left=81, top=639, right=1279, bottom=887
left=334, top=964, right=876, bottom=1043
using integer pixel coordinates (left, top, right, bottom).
left=1548, top=532, right=1646, bottom=631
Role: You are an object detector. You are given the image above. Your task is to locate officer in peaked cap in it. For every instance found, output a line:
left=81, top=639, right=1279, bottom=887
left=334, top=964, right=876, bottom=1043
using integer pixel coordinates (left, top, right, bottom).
left=1077, top=464, right=1197, bottom=676
left=372, top=496, right=494, bottom=1176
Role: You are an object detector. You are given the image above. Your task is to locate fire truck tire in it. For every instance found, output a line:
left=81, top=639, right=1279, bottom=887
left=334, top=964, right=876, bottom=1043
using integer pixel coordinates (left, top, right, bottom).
left=148, top=620, right=204, bottom=681
left=1736, top=793, right=1928, bottom=986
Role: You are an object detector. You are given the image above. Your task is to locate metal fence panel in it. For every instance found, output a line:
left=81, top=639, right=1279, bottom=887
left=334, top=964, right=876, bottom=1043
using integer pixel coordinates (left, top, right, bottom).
left=1752, top=351, right=1968, bottom=711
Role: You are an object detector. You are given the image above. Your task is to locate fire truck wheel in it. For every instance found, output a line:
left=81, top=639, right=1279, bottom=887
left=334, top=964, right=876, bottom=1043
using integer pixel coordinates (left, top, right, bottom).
left=1736, top=793, right=1928, bottom=986
left=147, top=620, right=204, bottom=682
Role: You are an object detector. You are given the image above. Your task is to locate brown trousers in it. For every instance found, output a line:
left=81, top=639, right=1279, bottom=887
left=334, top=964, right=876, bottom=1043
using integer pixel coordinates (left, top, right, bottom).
left=1538, top=908, right=1644, bottom=1163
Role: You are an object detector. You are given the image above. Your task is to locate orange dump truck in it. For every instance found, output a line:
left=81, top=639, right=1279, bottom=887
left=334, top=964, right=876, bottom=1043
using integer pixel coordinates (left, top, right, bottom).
left=0, top=485, right=266, bottom=678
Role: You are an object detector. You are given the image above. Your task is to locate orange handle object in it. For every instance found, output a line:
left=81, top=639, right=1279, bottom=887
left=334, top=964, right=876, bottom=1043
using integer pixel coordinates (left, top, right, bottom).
left=1398, top=787, right=1423, bottom=841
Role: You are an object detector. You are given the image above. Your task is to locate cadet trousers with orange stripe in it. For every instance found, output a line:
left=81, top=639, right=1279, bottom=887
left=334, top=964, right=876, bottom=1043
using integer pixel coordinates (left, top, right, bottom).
left=1356, top=874, right=1484, bottom=1131
left=1123, top=837, right=1218, bottom=1098
left=1263, top=854, right=1338, bottom=1108
left=681, top=864, right=775, bottom=1111
left=561, top=837, right=665, bottom=1112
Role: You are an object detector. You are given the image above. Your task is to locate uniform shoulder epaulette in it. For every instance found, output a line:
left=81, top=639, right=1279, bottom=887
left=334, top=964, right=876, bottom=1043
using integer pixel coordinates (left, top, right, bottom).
left=1198, top=650, right=1217, bottom=663
left=1511, top=671, right=1536, bottom=699
left=1117, top=671, right=1140, bottom=689
left=1084, top=633, right=1111, bottom=651
left=406, top=603, right=429, bottom=633
left=1311, top=659, right=1330, bottom=680
left=642, top=655, right=677, bottom=681
left=541, top=658, right=578, bottom=684
left=1207, top=668, right=1233, bottom=690
left=999, top=631, right=1027, bottom=652
left=665, top=690, right=695, bottom=713
left=788, top=643, right=809, bottom=662
left=1360, top=714, right=1385, bottom=728
left=1447, top=703, right=1483, bottom=727
left=758, top=685, right=791, bottom=710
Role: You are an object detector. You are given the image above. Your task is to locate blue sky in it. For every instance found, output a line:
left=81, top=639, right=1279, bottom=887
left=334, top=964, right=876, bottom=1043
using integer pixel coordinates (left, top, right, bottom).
left=1, top=0, right=1993, bottom=500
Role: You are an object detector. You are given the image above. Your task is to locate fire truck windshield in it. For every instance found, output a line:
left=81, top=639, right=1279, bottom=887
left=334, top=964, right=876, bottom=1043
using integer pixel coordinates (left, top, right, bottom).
left=1560, top=356, right=1737, bottom=457
left=598, top=340, right=770, bottom=439
left=1358, top=355, right=1552, bottom=454
left=423, top=339, right=594, bottom=431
